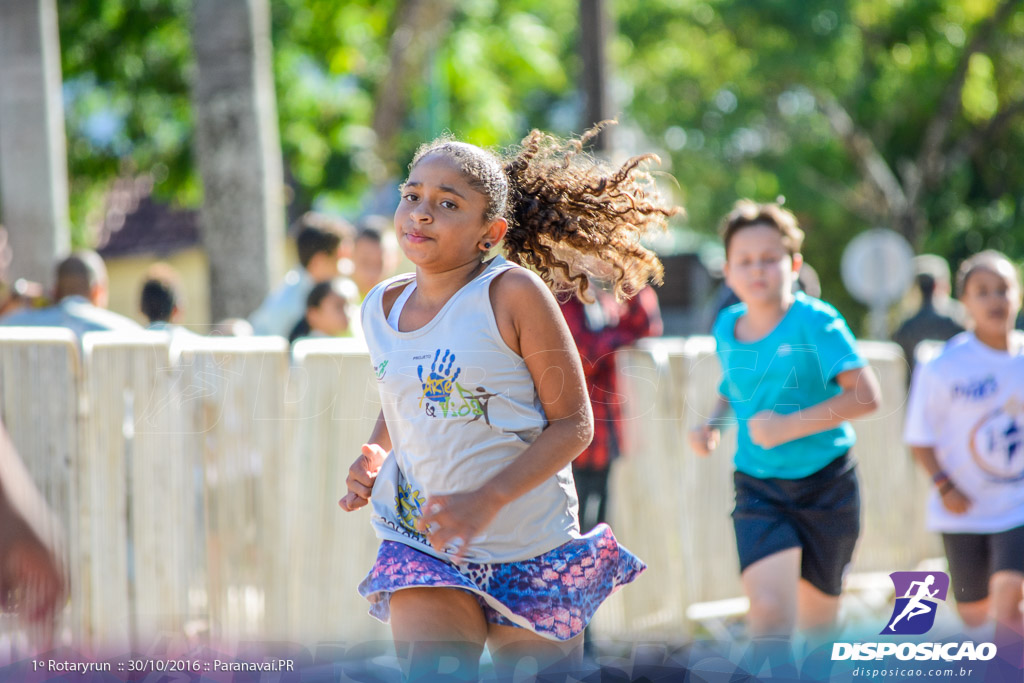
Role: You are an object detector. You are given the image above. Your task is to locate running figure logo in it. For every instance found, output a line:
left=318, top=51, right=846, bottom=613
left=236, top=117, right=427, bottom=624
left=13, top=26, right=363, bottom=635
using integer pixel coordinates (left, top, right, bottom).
left=883, top=571, right=950, bottom=635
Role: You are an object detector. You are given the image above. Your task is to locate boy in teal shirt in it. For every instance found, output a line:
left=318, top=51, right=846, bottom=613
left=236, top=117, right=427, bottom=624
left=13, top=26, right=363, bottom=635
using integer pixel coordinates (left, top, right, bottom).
left=690, top=200, right=880, bottom=641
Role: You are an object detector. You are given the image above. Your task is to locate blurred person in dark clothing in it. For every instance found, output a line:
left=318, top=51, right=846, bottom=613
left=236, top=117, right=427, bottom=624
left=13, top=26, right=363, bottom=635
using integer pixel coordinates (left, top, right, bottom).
left=138, top=263, right=191, bottom=331
left=893, top=254, right=965, bottom=375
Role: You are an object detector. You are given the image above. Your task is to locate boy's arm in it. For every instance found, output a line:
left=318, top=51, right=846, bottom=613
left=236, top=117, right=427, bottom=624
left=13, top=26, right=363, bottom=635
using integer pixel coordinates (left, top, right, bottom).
left=689, top=394, right=731, bottom=456
left=706, top=394, right=732, bottom=424
left=747, top=365, right=880, bottom=449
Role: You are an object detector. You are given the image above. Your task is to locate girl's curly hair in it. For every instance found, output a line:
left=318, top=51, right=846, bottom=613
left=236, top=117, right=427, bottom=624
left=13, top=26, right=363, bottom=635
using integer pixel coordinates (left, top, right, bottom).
left=409, top=124, right=682, bottom=301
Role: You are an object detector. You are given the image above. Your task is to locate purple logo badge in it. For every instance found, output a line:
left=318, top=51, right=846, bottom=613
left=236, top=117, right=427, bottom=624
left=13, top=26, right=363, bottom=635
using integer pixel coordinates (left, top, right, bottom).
left=883, top=571, right=950, bottom=635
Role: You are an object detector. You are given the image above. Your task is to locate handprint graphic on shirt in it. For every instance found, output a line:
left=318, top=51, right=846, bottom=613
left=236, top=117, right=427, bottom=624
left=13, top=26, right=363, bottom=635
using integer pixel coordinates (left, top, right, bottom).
left=418, top=349, right=461, bottom=410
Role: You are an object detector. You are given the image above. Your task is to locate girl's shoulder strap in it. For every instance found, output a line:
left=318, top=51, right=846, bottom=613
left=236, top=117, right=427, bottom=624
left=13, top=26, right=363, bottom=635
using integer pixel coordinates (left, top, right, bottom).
left=474, top=255, right=520, bottom=286
left=361, top=271, right=416, bottom=326
left=365, top=272, right=416, bottom=302
left=386, top=279, right=417, bottom=329
left=464, top=256, right=527, bottom=313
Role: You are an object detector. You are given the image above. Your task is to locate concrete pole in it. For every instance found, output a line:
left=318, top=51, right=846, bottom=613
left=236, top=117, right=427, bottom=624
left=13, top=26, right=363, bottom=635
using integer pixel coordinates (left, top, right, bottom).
left=191, top=0, right=284, bottom=322
left=0, top=0, right=71, bottom=290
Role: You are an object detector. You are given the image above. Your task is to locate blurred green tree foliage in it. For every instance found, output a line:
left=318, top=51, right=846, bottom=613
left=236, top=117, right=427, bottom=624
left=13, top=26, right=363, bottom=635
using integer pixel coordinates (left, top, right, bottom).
left=57, top=0, right=1024, bottom=321
left=616, top=0, right=1024, bottom=316
left=59, top=0, right=577, bottom=235
left=59, top=0, right=194, bottom=245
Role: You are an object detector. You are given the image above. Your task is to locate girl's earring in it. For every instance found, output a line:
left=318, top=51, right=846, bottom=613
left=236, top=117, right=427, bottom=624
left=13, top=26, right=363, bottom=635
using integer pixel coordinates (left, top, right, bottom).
left=483, top=242, right=491, bottom=250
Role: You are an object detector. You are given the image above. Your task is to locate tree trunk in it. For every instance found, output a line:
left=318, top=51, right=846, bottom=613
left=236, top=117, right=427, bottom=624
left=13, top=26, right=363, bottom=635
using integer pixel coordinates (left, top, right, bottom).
left=579, top=0, right=613, bottom=152
left=370, top=0, right=456, bottom=180
left=0, top=0, right=70, bottom=291
left=191, top=0, right=284, bottom=322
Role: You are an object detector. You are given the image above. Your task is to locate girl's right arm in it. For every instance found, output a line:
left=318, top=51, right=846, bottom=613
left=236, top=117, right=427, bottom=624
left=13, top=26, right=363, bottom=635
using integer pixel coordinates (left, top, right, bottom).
left=909, top=445, right=971, bottom=514
left=904, top=360, right=969, bottom=513
left=689, top=394, right=730, bottom=456
left=338, top=410, right=391, bottom=511
left=366, top=408, right=392, bottom=452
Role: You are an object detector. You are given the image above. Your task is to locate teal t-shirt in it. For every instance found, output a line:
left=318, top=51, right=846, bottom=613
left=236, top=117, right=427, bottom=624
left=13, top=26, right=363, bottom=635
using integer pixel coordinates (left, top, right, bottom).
left=712, top=292, right=866, bottom=479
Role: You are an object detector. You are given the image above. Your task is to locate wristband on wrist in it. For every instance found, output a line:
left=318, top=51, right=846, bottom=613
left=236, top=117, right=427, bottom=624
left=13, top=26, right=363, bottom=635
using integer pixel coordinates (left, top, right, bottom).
left=938, top=479, right=955, bottom=495
left=932, top=470, right=950, bottom=485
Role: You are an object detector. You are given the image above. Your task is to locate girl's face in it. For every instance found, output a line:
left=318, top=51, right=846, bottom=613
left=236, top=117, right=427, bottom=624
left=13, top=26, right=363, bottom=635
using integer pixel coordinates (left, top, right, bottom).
left=394, top=154, right=504, bottom=271
left=308, top=292, right=349, bottom=336
left=961, top=261, right=1021, bottom=338
left=723, top=223, right=802, bottom=307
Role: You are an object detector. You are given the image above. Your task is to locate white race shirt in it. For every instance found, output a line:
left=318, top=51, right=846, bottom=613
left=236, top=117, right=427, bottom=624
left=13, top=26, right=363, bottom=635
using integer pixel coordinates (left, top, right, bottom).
left=360, top=256, right=580, bottom=563
left=904, top=331, right=1024, bottom=533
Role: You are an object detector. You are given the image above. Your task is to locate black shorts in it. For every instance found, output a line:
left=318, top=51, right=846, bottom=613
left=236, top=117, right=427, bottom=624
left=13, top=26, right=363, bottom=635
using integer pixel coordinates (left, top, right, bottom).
left=942, top=524, right=1024, bottom=603
left=732, top=453, right=860, bottom=596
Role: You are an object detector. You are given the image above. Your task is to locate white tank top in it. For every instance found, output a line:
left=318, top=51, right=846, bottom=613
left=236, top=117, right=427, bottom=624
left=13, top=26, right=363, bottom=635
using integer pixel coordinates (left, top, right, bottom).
left=360, top=256, right=580, bottom=563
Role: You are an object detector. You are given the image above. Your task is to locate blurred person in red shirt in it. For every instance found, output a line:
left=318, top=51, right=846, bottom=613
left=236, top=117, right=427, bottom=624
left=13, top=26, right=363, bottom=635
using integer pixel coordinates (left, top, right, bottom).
left=559, top=285, right=663, bottom=532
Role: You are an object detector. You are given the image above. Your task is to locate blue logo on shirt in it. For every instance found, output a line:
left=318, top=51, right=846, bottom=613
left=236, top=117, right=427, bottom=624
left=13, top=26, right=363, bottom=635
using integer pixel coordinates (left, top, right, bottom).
left=970, top=398, right=1024, bottom=482
left=952, top=375, right=997, bottom=401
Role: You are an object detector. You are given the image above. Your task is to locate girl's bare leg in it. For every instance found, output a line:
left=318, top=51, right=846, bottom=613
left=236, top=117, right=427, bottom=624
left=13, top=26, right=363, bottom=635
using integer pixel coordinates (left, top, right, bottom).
left=486, top=622, right=583, bottom=681
left=390, top=587, right=488, bottom=682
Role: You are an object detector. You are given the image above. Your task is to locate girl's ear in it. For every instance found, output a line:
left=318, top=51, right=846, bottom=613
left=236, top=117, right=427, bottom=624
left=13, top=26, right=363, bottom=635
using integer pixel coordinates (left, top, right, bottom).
left=482, top=217, right=508, bottom=251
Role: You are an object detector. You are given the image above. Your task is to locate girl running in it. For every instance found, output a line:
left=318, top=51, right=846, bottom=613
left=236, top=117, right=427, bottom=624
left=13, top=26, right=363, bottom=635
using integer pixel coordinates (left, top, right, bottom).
left=340, top=127, right=678, bottom=680
left=904, top=250, right=1024, bottom=644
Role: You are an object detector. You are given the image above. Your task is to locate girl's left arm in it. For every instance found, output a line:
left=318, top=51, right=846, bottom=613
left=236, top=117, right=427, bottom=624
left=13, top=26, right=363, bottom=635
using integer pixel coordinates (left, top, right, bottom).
left=417, top=269, right=593, bottom=557
left=481, top=269, right=595, bottom=502
left=748, top=366, right=881, bottom=449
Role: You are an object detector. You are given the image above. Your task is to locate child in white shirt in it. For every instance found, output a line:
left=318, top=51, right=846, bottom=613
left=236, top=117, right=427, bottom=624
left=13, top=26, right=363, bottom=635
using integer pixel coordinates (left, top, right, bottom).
left=904, top=250, right=1024, bottom=643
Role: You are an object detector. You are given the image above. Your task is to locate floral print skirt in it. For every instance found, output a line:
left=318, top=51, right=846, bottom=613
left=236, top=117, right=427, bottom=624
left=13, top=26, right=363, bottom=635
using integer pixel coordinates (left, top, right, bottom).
left=357, top=523, right=645, bottom=641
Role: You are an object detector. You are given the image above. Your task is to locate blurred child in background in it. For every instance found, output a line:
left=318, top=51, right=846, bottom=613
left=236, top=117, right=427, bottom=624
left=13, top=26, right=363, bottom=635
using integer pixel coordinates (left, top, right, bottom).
left=288, top=278, right=358, bottom=343
left=904, top=250, right=1024, bottom=649
left=690, top=200, right=880, bottom=648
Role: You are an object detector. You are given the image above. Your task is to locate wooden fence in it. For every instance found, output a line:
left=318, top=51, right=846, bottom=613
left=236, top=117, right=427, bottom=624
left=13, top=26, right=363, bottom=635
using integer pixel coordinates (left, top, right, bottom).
left=0, top=329, right=938, bottom=652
